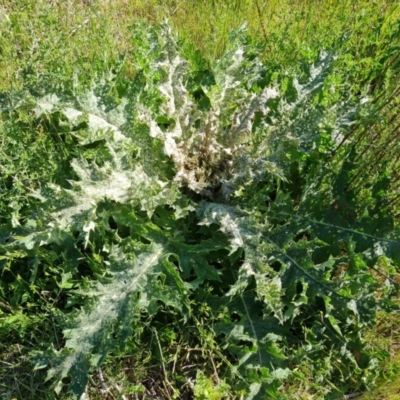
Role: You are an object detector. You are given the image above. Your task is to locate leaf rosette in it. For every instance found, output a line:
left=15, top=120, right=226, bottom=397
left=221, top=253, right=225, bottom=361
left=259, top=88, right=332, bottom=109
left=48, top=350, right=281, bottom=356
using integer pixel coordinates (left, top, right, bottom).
left=1, top=22, right=399, bottom=399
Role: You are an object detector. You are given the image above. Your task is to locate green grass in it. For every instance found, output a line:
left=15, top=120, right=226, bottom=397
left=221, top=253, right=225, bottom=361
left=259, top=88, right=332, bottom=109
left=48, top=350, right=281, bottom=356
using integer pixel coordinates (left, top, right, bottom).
left=0, top=0, right=398, bottom=84
left=357, top=307, right=400, bottom=400
left=1, top=0, right=400, bottom=399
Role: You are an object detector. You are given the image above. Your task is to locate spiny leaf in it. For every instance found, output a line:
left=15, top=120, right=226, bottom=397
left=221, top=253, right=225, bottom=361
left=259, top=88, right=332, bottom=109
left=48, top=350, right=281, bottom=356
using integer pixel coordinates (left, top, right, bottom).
left=43, top=241, right=190, bottom=395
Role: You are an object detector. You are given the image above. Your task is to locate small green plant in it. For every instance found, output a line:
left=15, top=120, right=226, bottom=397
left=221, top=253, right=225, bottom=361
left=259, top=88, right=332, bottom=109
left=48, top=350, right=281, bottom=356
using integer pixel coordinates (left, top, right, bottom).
left=1, top=22, right=399, bottom=399
left=194, top=370, right=230, bottom=400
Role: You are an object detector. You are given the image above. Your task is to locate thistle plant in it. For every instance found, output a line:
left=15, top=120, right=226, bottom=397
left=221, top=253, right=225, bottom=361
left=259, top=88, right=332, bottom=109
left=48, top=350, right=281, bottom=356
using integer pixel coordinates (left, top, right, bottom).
left=1, top=22, right=399, bottom=399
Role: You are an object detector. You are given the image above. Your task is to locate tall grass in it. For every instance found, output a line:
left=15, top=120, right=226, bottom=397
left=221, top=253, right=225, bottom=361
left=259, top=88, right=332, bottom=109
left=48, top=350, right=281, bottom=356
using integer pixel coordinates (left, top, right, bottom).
left=0, top=0, right=398, bottom=86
